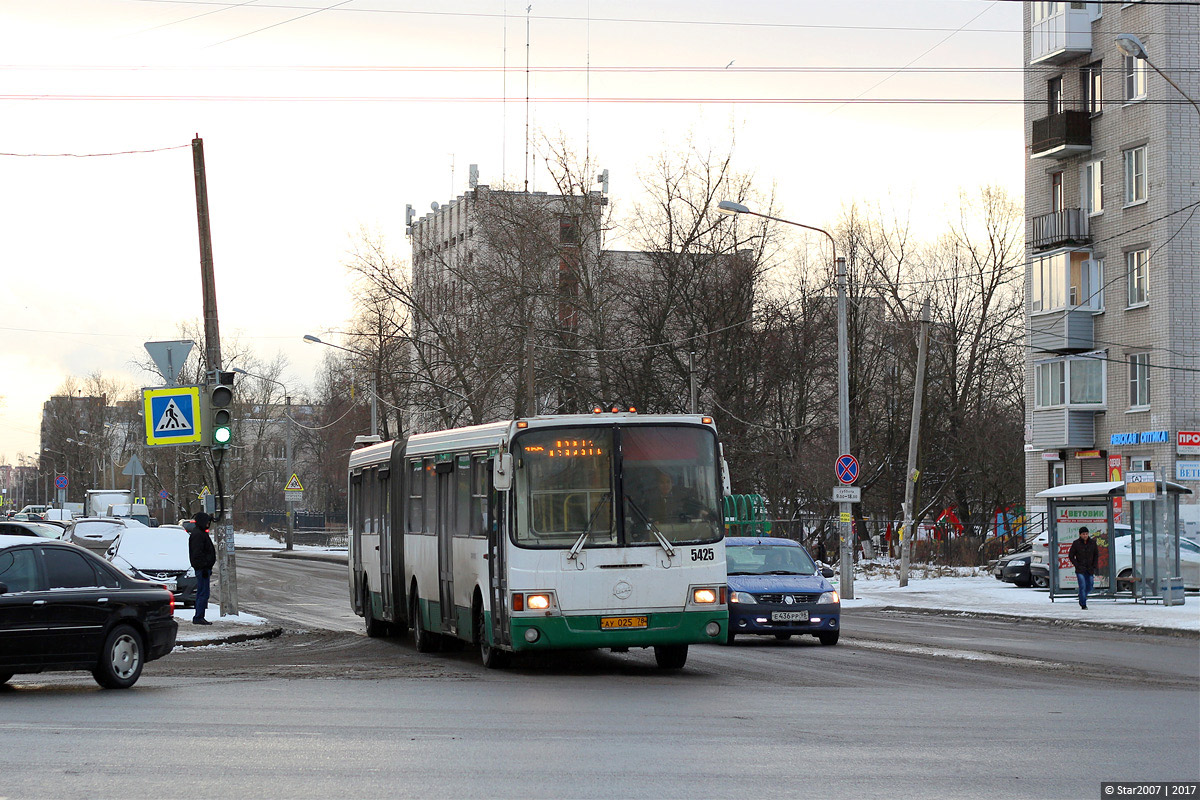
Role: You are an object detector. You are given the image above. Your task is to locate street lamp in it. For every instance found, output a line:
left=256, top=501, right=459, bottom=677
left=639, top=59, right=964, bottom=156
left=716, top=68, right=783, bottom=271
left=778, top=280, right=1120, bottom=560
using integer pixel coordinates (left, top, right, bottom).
left=717, top=200, right=854, bottom=600
left=233, top=367, right=297, bottom=550
left=304, top=334, right=378, bottom=437
left=1116, top=33, right=1200, bottom=120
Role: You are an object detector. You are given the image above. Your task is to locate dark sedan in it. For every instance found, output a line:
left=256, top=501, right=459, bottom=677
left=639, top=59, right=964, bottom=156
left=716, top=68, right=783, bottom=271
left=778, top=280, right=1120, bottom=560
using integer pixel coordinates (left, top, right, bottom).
left=0, top=535, right=178, bottom=689
left=725, top=537, right=841, bottom=645
left=993, top=550, right=1034, bottom=588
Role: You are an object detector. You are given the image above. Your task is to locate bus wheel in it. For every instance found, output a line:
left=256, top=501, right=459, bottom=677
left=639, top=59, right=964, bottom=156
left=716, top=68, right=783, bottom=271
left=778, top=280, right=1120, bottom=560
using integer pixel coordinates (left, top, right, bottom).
left=411, top=591, right=440, bottom=653
left=475, top=603, right=509, bottom=670
left=363, top=587, right=386, bottom=638
left=653, top=644, right=688, bottom=670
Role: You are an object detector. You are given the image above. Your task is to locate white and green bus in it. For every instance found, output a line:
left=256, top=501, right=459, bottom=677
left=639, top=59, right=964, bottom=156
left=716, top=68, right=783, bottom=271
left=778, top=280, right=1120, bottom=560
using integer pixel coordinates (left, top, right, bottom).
left=347, top=412, right=729, bottom=669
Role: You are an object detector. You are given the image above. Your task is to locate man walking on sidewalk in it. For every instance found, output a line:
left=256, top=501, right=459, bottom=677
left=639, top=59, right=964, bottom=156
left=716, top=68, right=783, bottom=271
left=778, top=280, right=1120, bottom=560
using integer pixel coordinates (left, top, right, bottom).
left=1068, top=526, right=1099, bottom=609
left=189, top=511, right=217, bottom=625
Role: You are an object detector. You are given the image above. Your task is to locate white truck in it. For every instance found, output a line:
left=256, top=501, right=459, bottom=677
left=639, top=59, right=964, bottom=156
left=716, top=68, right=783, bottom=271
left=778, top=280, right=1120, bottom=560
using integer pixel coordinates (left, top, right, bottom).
left=86, top=489, right=132, bottom=518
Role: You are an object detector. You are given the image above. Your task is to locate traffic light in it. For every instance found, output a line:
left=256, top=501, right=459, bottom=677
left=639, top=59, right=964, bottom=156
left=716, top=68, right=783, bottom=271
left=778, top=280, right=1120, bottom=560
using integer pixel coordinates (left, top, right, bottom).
left=208, top=371, right=234, bottom=450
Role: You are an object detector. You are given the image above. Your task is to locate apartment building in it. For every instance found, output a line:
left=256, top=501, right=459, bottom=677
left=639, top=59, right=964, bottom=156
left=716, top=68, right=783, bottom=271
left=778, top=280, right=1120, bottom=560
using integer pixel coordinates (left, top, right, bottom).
left=1023, top=2, right=1199, bottom=532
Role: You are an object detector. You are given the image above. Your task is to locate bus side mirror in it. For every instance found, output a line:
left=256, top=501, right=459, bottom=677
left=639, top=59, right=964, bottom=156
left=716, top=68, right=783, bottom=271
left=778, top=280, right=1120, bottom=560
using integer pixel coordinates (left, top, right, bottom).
left=494, top=453, right=514, bottom=491
left=719, top=445, right=731, bottom=496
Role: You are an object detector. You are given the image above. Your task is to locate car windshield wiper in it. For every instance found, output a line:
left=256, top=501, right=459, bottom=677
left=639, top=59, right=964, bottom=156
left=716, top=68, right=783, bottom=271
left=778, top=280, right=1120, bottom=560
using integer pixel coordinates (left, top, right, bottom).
left=765, top=570, right=802, bottom=575
left=624, top=497, right=675, bottom=559
left=727, top=570, right=755, bottom=575
left=568, top=494, right=612, bottom=561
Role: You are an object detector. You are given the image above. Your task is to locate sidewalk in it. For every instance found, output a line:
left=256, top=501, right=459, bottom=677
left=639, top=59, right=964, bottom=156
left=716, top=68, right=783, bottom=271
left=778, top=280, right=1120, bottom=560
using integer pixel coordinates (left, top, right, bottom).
left=846, top=574, right=1199, bottom=636
left=172, top=608, right=283, bottom=647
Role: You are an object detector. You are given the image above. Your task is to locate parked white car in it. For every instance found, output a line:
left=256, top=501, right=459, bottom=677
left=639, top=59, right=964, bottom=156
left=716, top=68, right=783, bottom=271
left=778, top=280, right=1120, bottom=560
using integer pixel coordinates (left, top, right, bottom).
left=66, top=517, right=148, bottom=554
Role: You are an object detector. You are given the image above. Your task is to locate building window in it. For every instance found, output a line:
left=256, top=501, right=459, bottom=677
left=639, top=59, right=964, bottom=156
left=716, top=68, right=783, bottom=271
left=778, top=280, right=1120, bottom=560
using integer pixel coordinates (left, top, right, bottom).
left=1126, top=249, right=1148, bottom=306
left=1123, top=146, right=1147, bottom=205
left=1081, top=62, right=1102, bottom=114
left=1032, top=251, right=1100, bottom=312
left=1082, top=160, right=1103, bottom=216
left=559, top=216, right=580, bottom=245
left=1130, top=457, right=1151, bottom=472
left=1036, top=355, right=1105, bottom=409
left=1123, top=55, right=1147, bottom=102
left=1128, top=353, right=1150, bottom=409
left=1048, top=76, right=1064, bottom=115
left=1050, top=171, right=1064, bottom=212
left=1037, top=360, right=1065, bottom=407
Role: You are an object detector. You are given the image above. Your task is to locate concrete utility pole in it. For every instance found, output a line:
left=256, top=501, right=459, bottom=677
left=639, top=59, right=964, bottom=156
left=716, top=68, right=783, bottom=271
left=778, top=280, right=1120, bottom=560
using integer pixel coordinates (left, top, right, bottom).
left=835, top=256, right=853, bottom=600
left=900, top=299, right=931, bottom=587
left=285, top=394, right=295, bottom=549
left=193, top=135, right=238, bottom=616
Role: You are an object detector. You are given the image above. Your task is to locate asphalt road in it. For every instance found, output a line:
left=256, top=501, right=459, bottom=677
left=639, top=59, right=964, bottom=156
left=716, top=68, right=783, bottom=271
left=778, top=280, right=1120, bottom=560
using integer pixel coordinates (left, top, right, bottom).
left=2, top=552, right=1197, bottom=800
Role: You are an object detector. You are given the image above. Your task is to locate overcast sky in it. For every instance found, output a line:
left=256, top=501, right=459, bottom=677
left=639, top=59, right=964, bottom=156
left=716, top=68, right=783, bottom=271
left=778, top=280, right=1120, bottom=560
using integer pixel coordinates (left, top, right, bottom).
left=0, top=0, right=1024, bottom=464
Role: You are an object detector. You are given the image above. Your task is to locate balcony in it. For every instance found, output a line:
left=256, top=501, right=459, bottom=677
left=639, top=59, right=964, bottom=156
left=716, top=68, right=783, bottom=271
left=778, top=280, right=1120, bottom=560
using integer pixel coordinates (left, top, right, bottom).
left=1031, top=111, right=1092, bottom=160
left=1030, top=209, right=1090, bottom=252
left=1030, top=5, right=1093, bottom=65
left=1030, top=308, right=1094, bottom=354
left=1030, top=409, right=1096, bottom=449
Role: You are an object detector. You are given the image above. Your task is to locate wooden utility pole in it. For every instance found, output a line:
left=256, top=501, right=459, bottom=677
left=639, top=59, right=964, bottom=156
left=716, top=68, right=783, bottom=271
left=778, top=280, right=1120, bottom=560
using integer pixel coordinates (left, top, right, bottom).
left=193, top=135, right=238, bottom=615
left=899, top=299, right=930, bottom=587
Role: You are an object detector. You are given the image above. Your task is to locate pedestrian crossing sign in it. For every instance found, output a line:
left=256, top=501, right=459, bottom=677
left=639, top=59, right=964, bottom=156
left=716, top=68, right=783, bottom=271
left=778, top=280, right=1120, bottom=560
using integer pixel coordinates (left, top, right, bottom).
left=143, top=386, right=203, bottom=446
left=284, top=473, right=304, bottom=491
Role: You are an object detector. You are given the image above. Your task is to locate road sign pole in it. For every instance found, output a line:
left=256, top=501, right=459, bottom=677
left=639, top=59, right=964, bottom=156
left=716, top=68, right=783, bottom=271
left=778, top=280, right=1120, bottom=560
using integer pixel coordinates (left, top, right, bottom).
left=285, top=395, right=294, bottom=551
left=836, top=256, right=853, bottom=600
left=194, top=136, right=237, bottom=617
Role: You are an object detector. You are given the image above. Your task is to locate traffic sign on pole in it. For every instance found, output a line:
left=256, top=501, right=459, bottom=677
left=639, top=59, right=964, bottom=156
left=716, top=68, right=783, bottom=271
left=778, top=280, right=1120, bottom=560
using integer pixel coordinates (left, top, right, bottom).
left=833, top=485, right=861, bottom=503
left=55, top=475, right=68, bottom=490
left=835, top=454, right=859, bottom=485
left=143, top=386, right=203, bottom=446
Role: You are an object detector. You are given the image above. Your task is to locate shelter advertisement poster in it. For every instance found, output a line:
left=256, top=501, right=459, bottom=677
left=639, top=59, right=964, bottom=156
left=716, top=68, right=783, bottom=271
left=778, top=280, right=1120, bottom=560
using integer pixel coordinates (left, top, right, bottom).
left=1055, top=506, right=1110, bottom=590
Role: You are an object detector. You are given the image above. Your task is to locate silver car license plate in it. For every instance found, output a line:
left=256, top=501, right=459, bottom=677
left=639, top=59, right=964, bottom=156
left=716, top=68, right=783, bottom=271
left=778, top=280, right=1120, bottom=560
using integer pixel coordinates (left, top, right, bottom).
left=771, top=611, right=808, bottom=622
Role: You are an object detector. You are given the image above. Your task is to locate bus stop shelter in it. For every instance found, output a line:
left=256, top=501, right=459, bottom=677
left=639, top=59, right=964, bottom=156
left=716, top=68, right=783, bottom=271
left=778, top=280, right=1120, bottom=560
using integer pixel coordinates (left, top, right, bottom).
left=1037, top=480, right=1192, bottom=606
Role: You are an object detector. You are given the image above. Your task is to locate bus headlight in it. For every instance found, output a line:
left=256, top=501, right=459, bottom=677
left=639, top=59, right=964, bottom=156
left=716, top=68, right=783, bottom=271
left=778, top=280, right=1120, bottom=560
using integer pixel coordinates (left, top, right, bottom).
left=692, top=587, right=718, bottom=604
left=527, top=594, right=551, bottom=610
left=818, top=591, right=840, bottom=605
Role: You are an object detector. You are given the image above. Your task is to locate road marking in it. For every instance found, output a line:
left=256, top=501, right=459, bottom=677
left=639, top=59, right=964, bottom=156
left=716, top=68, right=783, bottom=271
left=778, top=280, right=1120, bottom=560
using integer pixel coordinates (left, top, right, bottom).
left=849, top=638, right=1061, bottom=669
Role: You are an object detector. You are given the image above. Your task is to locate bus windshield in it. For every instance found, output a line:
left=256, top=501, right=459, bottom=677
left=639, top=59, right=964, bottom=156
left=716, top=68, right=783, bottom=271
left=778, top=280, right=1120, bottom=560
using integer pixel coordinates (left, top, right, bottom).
left=513, top=425, right=721, bottom=549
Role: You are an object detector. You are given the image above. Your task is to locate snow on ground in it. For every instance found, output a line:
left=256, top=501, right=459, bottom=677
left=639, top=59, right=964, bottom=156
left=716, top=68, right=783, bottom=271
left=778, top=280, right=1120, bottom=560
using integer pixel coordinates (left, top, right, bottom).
left=233, top=530, right=345, bottom=554
left=847, top=573, right=1199, bottom=632
left=172, top=607, right=269, bottom=643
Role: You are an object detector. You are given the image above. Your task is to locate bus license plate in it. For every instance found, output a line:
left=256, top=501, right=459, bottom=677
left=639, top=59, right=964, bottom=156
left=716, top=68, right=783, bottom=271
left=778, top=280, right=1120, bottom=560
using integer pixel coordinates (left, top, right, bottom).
left=600, top=616, right=647, bottom=630
left=771, top=611, right=808, bottom=622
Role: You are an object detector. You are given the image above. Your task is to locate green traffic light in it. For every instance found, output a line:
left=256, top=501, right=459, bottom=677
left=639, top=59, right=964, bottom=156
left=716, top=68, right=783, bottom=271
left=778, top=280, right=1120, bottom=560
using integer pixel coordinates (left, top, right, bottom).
left=213, top=426, right=232, bottom=445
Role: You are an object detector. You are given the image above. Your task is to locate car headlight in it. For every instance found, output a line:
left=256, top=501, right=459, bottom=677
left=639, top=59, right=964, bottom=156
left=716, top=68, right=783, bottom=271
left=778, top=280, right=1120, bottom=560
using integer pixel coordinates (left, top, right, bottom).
left=818, top=591, right=840, bottom=604
left=729, top=591, right=757, bottom=604
left=185, top=567, right=196, bottom=578
left=1011, top=558, right=1029, bottom=566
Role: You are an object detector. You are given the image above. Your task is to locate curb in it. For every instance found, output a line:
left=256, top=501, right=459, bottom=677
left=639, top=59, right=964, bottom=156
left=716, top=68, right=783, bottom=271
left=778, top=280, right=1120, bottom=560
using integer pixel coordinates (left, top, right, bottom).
left=175, top=626, right=284, bottom=648
left=865, top=605, right=1200, bottom=639
left=268, top=550, right=348, bottom=566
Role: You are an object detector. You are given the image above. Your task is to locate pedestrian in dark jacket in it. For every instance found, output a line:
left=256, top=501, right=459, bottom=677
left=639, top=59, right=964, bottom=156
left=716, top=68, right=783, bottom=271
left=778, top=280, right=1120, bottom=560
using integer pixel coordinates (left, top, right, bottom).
left=189, top=511, right=217, bottom=625
left=1068, top=526, right=1100, bottom=609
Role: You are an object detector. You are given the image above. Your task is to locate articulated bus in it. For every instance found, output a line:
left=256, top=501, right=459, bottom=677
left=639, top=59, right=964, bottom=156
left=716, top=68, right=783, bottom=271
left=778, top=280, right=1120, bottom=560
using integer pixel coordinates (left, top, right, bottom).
left=347, top=412, right=730, bottom=669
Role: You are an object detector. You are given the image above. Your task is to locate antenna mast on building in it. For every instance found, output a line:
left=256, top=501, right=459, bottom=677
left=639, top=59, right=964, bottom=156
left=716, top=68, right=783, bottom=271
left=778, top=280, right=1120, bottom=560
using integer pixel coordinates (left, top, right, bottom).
left=524, top=3, right=531, bottom=193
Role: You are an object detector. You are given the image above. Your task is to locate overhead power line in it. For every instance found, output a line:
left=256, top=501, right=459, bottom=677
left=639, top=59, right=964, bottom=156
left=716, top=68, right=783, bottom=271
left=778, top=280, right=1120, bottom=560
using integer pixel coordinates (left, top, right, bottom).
left=1, top=94, right=1194, bottom=104
left=0, top=144, right=189, bottom=157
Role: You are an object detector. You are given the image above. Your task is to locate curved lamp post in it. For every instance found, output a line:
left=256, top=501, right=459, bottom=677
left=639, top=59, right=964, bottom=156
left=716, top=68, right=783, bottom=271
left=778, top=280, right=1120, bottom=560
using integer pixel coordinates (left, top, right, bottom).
left=1116, top=33, right=1200, bottom=121
left=716, top=200, right=854, bottom=600
left=304, top=334, right=378, bottom=437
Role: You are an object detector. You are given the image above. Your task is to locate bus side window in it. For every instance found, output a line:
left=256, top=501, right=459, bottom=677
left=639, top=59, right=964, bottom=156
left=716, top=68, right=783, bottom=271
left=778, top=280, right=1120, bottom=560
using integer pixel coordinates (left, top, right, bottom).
left=455, top=455, right=471, bottom=537
left=423, top=458, right=437, bottom=533
left=408, top=460, right=423, bottom=533
left=472, top=455, right=488, bottom=537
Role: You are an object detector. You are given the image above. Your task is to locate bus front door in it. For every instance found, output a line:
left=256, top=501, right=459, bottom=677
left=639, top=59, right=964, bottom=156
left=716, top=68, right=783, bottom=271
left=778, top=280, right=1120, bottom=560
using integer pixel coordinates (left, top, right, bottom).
left=436, top=467, right=456, bottom=635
